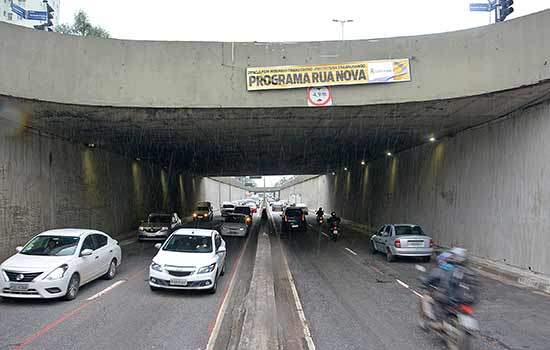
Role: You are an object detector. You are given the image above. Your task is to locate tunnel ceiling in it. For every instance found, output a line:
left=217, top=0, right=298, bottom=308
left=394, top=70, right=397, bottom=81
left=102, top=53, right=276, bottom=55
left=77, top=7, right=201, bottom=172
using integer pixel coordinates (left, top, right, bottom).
left=2, top=81, right=550, bottom=176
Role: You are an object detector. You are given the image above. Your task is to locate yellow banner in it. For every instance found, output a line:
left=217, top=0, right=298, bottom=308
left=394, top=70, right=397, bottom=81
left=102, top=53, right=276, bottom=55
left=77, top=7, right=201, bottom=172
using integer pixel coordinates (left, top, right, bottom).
left=246, top=59, right=411, bottom=91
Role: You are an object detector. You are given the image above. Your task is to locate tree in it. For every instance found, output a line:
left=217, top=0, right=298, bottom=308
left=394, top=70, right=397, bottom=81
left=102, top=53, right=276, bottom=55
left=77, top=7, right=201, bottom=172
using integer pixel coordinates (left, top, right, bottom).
left=55, top=10, right=110, bottom=38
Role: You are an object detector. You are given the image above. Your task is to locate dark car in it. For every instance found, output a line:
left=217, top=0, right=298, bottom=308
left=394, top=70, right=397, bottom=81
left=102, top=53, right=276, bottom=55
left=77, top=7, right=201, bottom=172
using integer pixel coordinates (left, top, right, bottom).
left=281, top=207, right=307, bottom=233
left=233, top=206, right=253, bottom=224
left=138, top=213, right=181, bottom=241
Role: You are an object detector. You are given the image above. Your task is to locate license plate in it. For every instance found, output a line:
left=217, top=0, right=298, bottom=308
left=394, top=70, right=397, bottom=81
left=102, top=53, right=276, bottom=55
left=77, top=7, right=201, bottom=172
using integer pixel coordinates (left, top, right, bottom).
left=333, top=230, right=338, bottom=234
left=291, top=224, right=299, bottom=228
left=458, top=314, right=479, bottom=331
left=170, top=279, right=187, bottom=286
left=10, top=283, right=29, bottom=291
left=409, top=242, right=422, bottom=247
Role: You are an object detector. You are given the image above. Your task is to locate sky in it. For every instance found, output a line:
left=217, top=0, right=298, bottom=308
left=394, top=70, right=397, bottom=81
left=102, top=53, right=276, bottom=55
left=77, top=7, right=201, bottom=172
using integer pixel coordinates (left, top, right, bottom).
left=58, top=0, right=549, bottom=42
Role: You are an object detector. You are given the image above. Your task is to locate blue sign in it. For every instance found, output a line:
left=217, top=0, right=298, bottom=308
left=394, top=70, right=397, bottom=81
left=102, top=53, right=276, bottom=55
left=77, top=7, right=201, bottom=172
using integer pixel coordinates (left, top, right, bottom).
left=26, top=10, right=48, bottom=21
left=469, top=3, right=491, bottom=12
left=10, top=3, right=26, bottom=18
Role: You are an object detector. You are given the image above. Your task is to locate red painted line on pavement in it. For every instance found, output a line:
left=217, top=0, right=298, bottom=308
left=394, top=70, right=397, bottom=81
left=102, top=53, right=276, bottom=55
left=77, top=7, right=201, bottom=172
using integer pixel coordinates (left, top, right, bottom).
left=11, top=301, right=92, bottom=350
left=11, top=266, right=147, bottom=349
left=206, top=234, right=250, bottom=340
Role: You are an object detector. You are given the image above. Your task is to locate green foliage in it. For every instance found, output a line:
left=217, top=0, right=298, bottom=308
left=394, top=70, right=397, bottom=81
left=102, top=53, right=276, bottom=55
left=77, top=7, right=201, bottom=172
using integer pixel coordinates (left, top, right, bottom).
left=54, top=10, right=110, bottom=38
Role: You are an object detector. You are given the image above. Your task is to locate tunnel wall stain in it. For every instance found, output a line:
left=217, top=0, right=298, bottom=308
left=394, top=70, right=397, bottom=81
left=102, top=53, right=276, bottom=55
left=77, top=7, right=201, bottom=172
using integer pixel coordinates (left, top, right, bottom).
left=0, top=123, right=244, bottom=260
left=281, top=100, right=550, bottom=275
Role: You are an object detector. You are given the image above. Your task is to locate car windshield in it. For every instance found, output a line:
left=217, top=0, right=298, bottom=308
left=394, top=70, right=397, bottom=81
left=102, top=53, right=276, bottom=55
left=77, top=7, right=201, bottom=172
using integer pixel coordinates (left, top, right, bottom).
left=197, top=207, right=209, bottom=211
left=225, top=215, right=245, bottom=223
left=286, top=208, right=303, bottom=217
left=148, top=215, right=171, bottom=224
left=162, top=235, right=212, bottom=253
left=394, top=225, right=425, bottom=236
left=20, top=235, right=80, bottom=256
left=234, top=207, right=251, bottom=215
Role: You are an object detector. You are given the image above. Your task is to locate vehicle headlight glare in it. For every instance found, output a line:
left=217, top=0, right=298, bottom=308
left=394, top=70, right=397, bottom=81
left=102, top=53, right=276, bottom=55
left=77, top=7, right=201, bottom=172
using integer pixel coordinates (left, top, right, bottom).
left=198, top=263, right=216, bottom=274
left=44, top=264, right=69, bottom=280
left=139, top=226, right=144, bottom=230
left=151, top=262, right=163, bottom=272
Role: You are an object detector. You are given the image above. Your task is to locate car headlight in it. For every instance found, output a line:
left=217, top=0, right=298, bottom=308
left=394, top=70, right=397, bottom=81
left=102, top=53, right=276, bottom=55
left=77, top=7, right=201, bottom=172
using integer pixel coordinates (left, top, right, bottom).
left=43, top=264, right=69, bottom=281
left=139, top=226, right=144, bottom=231
left=197, top=263, right=216, bottom=274
left=160, top=227, right=169, bottom=231
left=151, top=262, right=163, bottom=272
left=240, top=228, right=245, bottom=231
left=0, top=269, right=7, bottom=282
left=192, top=213, right=198, bottom=218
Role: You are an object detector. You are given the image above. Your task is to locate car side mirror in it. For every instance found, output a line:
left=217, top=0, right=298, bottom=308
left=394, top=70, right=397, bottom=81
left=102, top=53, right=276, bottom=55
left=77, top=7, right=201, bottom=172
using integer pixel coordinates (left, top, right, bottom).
left=154, top=243, right=162, bottom=249
left=81, top=249, right=93, bottom=257
left=16, top=246, right=23, bottom=253
left=217, top=246, right=226, bottom=253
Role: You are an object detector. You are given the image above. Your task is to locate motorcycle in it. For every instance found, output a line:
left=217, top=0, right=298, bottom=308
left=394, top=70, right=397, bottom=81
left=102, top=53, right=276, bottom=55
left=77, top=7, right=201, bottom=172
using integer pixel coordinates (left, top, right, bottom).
left=316, top=215, right=324, bottom=225
left=416, top=265, right=479, bottom=350
left=329, top=223, right=339, bottom=241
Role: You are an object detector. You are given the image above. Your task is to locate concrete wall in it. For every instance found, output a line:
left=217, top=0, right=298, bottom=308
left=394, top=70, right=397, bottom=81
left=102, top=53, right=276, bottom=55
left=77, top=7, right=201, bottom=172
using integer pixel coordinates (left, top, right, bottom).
left=0, top=120, right=245, bottom=259
left=1, top=10, right=549, bottom=108
left=282, top=100, right=550, bottom=275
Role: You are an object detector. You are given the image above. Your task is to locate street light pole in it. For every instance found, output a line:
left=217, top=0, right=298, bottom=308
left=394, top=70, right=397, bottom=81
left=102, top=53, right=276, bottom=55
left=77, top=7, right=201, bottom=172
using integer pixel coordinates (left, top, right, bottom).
left=332, top=19, right=353, bottom=41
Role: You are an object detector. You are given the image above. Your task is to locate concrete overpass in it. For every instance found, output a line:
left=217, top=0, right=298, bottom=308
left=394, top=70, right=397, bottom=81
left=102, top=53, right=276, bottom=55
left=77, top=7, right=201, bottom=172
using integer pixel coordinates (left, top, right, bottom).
left=1, top=11, right=550, bottom=176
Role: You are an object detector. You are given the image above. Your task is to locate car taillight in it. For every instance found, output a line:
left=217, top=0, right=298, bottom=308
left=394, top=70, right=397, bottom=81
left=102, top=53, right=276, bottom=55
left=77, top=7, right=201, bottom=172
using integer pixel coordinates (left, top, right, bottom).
left=429, top=239, right=433, bottom=248
left=284, top=215, right=288, bottom=222
left=301, top=214, right=305, bottom=221
left=394, top=239, right=401, bottom=248
left=458, top=305, right=473, bottom=315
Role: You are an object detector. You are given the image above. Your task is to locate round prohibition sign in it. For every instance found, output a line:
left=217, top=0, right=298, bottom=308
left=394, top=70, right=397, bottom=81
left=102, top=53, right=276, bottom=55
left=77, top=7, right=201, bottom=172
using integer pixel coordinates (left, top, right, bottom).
left=307, top=86, right=332, bottom=106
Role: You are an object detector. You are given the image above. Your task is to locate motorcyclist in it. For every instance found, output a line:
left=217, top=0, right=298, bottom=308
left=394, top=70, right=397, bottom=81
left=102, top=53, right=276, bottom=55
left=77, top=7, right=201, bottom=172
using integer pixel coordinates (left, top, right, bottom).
left=316, top=207, right=324, bottom=218
left=420, top=247, right=476, bottom=330
left=327, top=212, right=341, bottom=225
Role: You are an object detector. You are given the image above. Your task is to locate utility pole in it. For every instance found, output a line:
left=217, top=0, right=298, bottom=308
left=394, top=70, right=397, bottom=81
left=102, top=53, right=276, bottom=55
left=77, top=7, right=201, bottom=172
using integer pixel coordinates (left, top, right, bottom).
left=332, top=19, right=353, bottom=41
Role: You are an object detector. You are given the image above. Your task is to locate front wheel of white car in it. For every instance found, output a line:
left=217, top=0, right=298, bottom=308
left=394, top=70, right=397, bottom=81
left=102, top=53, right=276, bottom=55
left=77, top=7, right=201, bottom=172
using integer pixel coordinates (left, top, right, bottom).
left=64, top=273, right=80, bottom=301
left=208, top=275, right=218, bottom=294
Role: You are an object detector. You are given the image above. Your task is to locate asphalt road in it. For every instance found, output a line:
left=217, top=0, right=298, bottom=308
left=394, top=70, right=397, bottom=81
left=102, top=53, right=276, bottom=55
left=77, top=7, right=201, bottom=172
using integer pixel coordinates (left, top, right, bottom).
left=271, top=213, right=550, bottom=350
left=0, top=214, right=257, bottom=350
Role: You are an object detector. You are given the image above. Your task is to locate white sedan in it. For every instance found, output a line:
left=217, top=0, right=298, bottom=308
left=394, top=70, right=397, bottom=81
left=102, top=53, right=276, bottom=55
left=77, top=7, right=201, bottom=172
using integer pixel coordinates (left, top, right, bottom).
left=0, top=229, right=122, bottom=300
left=149, top=228, right=226, bottom=294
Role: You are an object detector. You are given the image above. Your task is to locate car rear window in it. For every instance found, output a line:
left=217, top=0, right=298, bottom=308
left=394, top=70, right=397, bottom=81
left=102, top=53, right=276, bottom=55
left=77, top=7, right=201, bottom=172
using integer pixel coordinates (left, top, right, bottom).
left=234, top=207, right=251, bottom=215
left=285, top=208, right=303, bottom=217
left=395, top=225, right=425, bottom=236
left=223, top=204, right=234, bottom=208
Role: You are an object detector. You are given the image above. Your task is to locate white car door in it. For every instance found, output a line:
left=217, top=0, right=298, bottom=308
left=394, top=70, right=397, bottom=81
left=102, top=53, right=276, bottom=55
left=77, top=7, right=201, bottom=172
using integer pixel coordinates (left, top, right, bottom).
left=92, top=234, right=111, bottom=277
left=214, top=234, right=226, bottom=272
left=382, top=226, right=392, bottom=250
left=78, top=235, right=98, bottom=284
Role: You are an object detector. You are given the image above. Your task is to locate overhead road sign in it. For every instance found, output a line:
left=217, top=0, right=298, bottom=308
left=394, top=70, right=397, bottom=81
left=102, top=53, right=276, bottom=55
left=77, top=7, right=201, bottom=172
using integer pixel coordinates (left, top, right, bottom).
left=246, top=59, right=411, bottom=91
left=469, top=3, right=491, bottom=12
left=10, top=3, right=25, bottom=18
left=26, top=10, right=48, bottom=21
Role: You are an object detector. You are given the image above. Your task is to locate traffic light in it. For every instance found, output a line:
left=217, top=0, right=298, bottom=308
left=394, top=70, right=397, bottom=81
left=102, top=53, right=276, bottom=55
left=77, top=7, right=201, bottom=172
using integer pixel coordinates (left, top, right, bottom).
left=499, top=0, right=514, bottom=22
left=33, top=0, right=54, bottom=31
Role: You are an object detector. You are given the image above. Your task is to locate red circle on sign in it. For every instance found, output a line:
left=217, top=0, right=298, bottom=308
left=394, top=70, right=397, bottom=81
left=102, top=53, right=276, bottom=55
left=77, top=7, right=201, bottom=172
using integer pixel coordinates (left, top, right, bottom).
left=307, top=87, right=332, bottom=106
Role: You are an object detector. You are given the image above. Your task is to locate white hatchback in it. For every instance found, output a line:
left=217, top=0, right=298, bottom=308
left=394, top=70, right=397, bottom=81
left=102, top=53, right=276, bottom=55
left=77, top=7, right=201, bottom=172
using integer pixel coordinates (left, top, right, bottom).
left=149, top=229, right=226, bottom=294
left=0, top=229, right=122, bottom=300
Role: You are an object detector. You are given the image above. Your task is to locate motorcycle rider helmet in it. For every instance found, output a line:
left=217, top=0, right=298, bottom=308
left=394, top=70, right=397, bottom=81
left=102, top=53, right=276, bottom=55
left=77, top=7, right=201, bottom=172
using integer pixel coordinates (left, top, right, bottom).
left=436, top=251, right=452, bottom=265
left=448, top=247, right=467, bottom=265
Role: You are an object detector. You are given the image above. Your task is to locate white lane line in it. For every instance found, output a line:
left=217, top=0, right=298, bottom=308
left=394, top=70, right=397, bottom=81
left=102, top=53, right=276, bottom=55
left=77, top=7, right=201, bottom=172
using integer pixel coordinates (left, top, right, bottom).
left=395, top=278, right=424, bottom=299
left=345, top=247, right=358, bottom=256
left=280, top=242, right=317, bottom=350
left=86, top=280, right=126, bottom=301
left=396, top=279, right=409, bottom=289
left=321, top=232, right=329, bottom=238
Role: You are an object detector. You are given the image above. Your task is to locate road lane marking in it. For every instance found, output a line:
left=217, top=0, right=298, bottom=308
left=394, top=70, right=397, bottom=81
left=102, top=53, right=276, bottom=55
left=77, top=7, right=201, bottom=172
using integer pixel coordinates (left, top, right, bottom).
left=11, top=301, right=93, bottom=349
left=395, top=278, right=424, bottom=299
left=206, top=231, right=251, bottom=350
left=321, top=232, right=329, bottom=238
left=345, top=248, right=358, bottom=256
left=86, top=280, right=126, bottom=301
left=280, top=238, right=317, bottom=350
